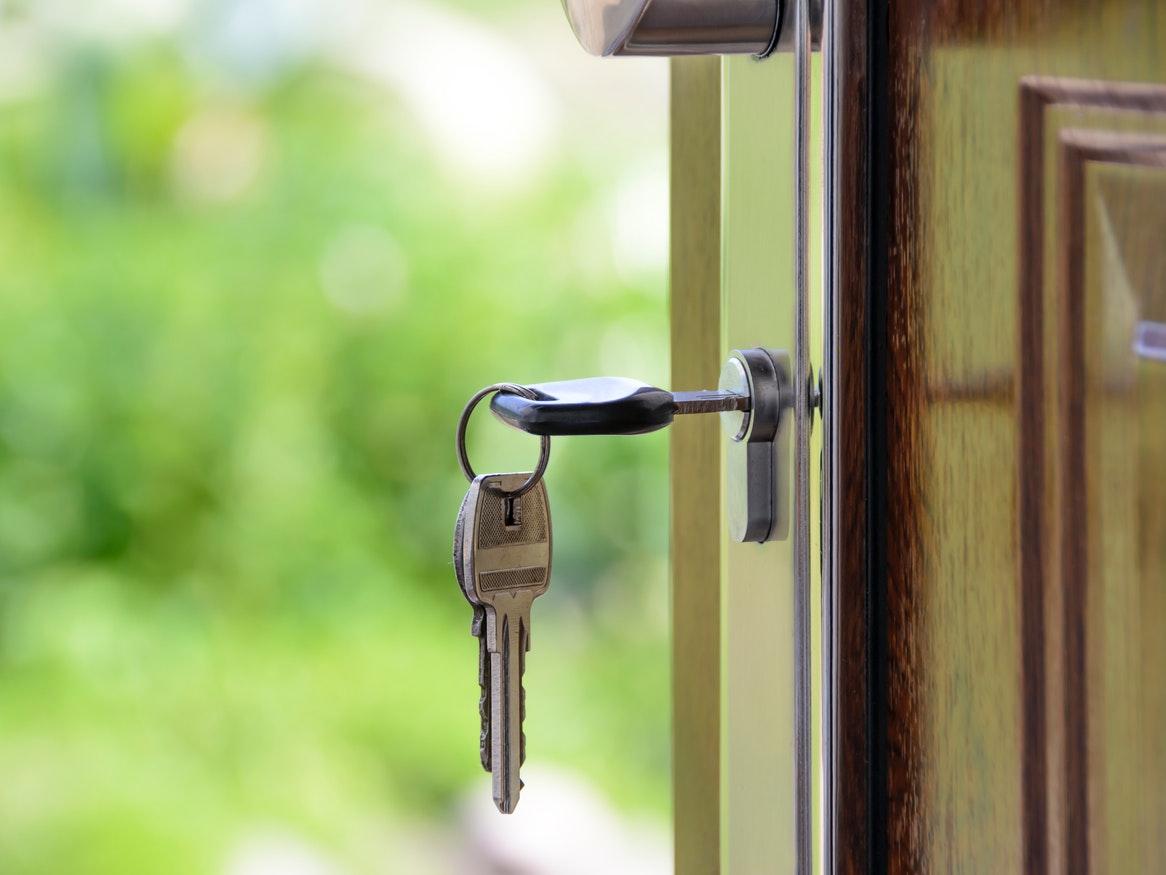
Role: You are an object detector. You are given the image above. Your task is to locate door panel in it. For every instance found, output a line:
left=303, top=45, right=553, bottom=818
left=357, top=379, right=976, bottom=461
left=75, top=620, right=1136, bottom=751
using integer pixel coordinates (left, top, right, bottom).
left=871, top=1, right=1166, bottom=871
left=1022, top=93, right=1166, bottom=873
left=673, top=2, right=1165, bottom=871
left=1063, top=142, right=1166, bottom=872
left=1022, top=81, right=1166, bottom=874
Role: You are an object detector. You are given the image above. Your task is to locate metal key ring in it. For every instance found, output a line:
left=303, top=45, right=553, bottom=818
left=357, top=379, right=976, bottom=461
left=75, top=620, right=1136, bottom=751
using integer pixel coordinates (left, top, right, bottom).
left=456, top=383, right=551, bottom=498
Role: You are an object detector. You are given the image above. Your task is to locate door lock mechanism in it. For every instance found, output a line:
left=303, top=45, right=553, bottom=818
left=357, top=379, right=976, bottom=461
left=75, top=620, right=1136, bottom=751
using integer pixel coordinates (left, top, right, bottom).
left=717, top=348, right=792, bottom=543
left=488, top=348, right=792, bottom=543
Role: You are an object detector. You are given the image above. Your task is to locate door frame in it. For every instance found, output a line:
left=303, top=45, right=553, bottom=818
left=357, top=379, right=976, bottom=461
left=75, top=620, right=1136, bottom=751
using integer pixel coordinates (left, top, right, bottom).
left=668, top=0, right=877, bottom=867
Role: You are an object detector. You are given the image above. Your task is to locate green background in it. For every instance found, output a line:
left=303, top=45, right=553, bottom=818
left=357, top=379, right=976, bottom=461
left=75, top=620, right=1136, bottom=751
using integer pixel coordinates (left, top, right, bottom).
left=0, top=1, right=671, bottom=870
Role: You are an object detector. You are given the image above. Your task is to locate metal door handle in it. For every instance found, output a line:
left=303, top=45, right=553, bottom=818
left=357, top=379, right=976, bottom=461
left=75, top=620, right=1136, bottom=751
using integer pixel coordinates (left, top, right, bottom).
left=560, top=0, right=820, bottom=57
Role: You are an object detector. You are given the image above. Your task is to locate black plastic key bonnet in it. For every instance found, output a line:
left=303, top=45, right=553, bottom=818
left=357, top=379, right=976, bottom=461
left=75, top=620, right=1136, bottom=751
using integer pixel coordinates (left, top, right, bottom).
left=490, top=378, right=676, bottom=436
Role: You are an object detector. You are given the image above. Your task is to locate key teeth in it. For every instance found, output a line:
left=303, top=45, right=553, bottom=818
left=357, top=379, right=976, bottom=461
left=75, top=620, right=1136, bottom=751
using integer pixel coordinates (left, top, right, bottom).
left=479, top=688, right=491, bottom=772
left=476, top=616, right=492, bottom=772
left=475, top=611, right=488, bottom=771
left=520, top=623, right=527, bottom=765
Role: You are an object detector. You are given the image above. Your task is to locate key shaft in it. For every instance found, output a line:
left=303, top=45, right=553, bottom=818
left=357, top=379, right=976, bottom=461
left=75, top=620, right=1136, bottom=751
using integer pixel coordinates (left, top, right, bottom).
left=488, top=600, right=531, bottom=813
left=671, top=389, right=750, bottom=416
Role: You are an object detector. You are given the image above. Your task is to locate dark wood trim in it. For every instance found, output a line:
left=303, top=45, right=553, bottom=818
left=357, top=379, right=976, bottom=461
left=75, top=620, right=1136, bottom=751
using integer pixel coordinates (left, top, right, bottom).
left=826, top=0, right=874, bottom=871
left=669, top=55, right=722, bottom=875
left=1056, top=129, right=1166, bottom=874
left=1018, top=79, right=1166, bottom=875
left=880, top=4, right=929, bottom=863
left=868, top=0, right=894, bottom=869
left=868, top=0, right=890, bottom=871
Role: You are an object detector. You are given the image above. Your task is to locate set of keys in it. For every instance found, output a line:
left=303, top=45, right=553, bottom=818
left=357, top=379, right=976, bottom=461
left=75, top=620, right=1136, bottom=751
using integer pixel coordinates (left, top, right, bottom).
left=453, top=384, right=553, bottom=814
left=452, top=365, right=782, bottom=813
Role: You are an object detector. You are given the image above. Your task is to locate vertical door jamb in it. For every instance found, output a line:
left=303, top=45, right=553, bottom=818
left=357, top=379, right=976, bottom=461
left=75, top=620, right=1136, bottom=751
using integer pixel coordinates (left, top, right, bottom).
left=670, top=55, right=723, bottom=875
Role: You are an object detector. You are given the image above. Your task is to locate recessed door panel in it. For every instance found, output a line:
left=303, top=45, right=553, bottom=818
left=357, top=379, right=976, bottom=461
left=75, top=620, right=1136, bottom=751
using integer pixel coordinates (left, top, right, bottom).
left=1063, top=142, right=1166, bottom=873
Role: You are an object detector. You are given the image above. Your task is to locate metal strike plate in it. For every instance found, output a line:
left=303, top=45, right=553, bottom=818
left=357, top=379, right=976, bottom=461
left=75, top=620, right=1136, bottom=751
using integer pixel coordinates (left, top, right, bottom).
left=719, top=348, right=792, bottom=543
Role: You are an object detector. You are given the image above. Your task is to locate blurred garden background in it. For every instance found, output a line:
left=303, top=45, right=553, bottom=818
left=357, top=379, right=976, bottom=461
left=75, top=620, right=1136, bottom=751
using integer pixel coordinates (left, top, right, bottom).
left=0, top=0, right=671, bottom=871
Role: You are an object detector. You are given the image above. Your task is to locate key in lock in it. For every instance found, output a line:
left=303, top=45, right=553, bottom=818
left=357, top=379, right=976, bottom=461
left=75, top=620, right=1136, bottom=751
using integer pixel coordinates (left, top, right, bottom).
left=489, top=348, right=795, bottom=543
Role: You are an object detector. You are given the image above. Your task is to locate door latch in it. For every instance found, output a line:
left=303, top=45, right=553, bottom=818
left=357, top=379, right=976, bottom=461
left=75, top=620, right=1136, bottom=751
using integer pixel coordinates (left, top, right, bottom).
left=488, top=348, right=792, bottom=543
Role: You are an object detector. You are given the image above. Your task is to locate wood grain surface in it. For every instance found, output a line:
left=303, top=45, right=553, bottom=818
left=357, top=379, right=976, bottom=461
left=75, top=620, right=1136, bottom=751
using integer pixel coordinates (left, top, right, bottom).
left=1057, top=130, right=1166, bottom=874
left=825, top=0, right=873, bottom=871
left=1019, top=81, right=1166, bottom=874
left=871, top=2, right=1165, bottom=872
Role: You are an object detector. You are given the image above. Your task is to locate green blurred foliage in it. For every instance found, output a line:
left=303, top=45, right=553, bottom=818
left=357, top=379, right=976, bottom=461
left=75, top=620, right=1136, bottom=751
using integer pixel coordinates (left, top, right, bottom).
left=0, top=5, right=669, bottom=871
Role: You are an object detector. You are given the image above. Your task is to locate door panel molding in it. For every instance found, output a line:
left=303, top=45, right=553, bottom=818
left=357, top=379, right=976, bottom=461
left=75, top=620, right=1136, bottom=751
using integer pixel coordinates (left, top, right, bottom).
left=1017, top=77, right=1166, bottom=872
left=1057, top=127, right=1166, bottom=871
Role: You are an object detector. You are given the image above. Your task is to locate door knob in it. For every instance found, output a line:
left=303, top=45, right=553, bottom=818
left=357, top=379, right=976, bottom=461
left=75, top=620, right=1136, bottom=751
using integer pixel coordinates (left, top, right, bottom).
left=560, top=0, right=820, bottom=57
left=485, top=348, right=792, bottom=543
left=561, top=0, right=780, bottom=57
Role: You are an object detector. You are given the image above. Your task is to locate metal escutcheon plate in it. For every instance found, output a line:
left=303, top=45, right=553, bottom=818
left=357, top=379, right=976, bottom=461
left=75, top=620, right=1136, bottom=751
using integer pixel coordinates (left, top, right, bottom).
left=719, top=348, right=792, bottom=543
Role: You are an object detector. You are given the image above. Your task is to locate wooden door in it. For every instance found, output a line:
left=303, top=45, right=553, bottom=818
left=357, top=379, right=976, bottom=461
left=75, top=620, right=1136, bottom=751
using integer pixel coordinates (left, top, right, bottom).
left=827, top=0, right=1166, bottom=871
left=669, top=1, right=1165, bottom=872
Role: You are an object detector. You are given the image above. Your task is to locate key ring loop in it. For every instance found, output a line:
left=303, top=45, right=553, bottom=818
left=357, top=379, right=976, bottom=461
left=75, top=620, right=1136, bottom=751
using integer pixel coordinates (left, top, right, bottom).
left=456, top=383, right=551, bottom=498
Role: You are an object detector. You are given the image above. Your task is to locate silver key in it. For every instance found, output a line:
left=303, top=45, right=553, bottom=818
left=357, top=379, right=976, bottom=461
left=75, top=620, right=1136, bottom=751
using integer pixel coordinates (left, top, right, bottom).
left=459, top=472, right=552, bottom=814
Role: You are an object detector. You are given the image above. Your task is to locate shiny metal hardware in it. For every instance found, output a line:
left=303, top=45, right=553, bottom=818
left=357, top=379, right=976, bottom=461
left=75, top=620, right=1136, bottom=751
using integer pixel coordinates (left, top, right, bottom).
left=487, top=347, right=793, bottom=543
left=456, top=383, right=551, bottom=499
left=560, top=0, right=821, bottom=57
left=719, top=348, right=792, bottom=543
